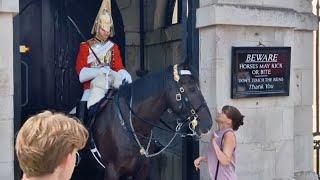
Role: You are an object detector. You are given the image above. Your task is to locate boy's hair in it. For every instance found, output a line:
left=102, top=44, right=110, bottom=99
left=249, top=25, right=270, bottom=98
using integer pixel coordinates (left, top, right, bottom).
left=15, top=111, right=88, bottom=177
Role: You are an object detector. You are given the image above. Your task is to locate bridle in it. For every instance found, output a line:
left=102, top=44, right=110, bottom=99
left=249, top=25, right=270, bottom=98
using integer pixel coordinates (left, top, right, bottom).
left=172, top=64, right=208, bottom=136
left=122, top=64, right=208, bottom=158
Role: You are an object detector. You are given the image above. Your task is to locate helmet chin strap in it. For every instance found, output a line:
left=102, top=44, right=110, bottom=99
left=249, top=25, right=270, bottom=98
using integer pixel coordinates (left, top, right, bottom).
left=95, top=34, right=108, bottom=43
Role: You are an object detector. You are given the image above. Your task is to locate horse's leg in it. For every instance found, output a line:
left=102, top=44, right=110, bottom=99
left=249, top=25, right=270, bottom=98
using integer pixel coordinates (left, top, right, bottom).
left=104, top=164, right=119, bottom=180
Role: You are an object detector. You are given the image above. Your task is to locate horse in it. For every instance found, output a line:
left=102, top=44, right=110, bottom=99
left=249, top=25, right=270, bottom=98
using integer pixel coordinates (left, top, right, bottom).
left=89, top=64, right=212, bottom=180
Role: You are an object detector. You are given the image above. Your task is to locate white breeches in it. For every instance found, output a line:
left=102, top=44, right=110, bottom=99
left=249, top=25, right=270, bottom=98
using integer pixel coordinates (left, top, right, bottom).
left=87, top=74, right=109, bottom=108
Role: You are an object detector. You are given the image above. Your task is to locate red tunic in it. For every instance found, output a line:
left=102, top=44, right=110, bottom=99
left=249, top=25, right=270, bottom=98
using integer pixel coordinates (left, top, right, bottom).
left=76, top=41, right=124, bottom=90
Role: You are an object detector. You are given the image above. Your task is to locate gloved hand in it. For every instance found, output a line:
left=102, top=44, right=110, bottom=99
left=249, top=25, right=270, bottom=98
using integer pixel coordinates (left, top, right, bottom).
left=117, top=69, right=132, bottom=84
left=79, top=66, right=110, bottom=83
left=99, top=66, right=111, bottom=74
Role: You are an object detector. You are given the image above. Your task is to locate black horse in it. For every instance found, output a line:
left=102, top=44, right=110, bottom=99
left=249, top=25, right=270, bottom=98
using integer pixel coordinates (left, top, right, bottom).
left=86, top=64, right=212, bottom=179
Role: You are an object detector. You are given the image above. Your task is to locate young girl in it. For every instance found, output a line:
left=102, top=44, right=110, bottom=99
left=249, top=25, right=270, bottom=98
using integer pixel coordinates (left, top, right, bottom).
left=194, top=105, right=244, bottom=180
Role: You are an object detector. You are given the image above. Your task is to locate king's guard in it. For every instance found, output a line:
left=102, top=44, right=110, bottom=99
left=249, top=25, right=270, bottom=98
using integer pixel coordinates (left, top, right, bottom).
left=75, top=0, right=131, bottom=123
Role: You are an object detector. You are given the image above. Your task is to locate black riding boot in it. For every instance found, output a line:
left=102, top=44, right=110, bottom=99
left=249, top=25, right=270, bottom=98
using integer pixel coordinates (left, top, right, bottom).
left=76, top=101, right=88, bottom=125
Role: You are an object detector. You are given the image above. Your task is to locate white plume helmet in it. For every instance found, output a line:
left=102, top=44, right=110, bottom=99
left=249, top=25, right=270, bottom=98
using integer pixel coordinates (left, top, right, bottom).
left=91, top=0, right=114, bottom=37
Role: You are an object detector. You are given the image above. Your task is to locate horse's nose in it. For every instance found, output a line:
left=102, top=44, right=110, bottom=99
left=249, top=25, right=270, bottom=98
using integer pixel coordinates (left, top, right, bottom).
left=200, top=125, right=211, bottom=135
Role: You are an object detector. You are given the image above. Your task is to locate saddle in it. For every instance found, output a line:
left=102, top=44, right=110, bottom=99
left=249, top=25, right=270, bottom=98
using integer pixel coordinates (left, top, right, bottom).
left=86, top=89, right=115, bottom=129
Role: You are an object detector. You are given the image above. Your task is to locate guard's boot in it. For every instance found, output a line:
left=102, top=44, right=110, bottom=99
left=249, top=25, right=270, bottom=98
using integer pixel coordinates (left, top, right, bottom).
left=76, top=101, right=88, bottom=125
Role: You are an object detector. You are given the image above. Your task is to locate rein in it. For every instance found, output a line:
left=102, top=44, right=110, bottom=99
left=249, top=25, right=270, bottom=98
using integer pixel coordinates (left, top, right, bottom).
left=127, top=89, right=181, bottom=158
left=117, top=64, right=207, bottom=158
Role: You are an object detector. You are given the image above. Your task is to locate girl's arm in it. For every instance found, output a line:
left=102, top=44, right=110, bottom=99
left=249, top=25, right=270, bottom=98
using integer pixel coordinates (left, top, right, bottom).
left=212, top=131, right=236, bottom=166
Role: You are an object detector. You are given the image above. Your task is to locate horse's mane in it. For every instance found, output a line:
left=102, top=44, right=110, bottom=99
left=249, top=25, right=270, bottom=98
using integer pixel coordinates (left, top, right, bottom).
left=116, top=64, right=198, bottom=105
left=117, top=66, right=173, bottom=104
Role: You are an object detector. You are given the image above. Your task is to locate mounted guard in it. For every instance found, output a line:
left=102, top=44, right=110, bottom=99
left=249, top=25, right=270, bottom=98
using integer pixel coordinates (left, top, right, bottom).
left=75, top=0, right=131, bottom=124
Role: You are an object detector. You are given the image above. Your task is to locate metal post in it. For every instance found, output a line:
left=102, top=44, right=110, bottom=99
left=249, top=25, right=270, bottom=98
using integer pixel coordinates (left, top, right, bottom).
left=136, top=0, right=148, bottom=77
left=316, top=0, right=319, bottom=133
left=315, top=0, right=320, bottom=177
left=317, top=148, right=319, bottom=176
left=139, top=0, right=144, bottom=71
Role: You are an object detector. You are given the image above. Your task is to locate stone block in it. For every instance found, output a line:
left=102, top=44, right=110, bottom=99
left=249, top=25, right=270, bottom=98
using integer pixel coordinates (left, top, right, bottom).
left=263, top=0, right=313, bottom=13
left=0, top=14, right=13, bottom=70
left=296, top=0, right=313, bottom=13
left=294, top=171, right=318, bottom=180
left=261, top=147, right=276, bottom=180
left=0, top=0, right=18, bottom=13
left=265, top=109, right=284, bottom=142
left=200, top=56, right=217, bottom=105
left=145, top=25, right=183, bottom=46
left=275, top=140, right=294, bottom=178
left=200, top=0, right=215, bottom=7
left=238, top=173, right=262, bottom=180
left=293, top=31, right=313, bottom=69
left=230, top=93, right=294, bottom=110
left=145, top=45, right=166, bottom=71
left=231, top=107, right=289, bottom=143
left=125, top=46, right=140, bottom=80
left=165, top=42, right=183, bottom=65
left=262, top=0, right=296, bottom=11
left=0, top=120, right=13, bottom=163
left=235, top=108, right=266, bottom=143
left=282, top=108, right=294, bottom=140
left=293, top=70, right=303, bottom=105
left=125, top=32, right=140, bottom=46
left=199, top=141, right=210, bottom=179
left=0, top=162, right=13, bottom=180
left=199, top=59, right=216, bottom=79
left=294, top=106, right=313, bottom=135
left=245, top=26, right=275, bottom=42
left=218, top=0, right=263, bottom=6
left=199, top=0, right=312, bottom=13
left=0, top=95, right=13, bottom=120
left=294, top=135, right=314, bottom=172
left=292, top=69, right=312, bottom=106
left=199, top=28, right=217, bottom=61
left=0, top=68, right=13, bottom=96
left=196, top=4, right=317, bottom=31
left=117, top=0, right=131, bottom=10
left=237, top=143, right=265, bottom=180
left=301, top=70, right=313, bottom=106
left=216, top=60, right=231, bottom=103
left=275, top=28, right=295, bottom=46
left=120, top=0, right=139, bottom=32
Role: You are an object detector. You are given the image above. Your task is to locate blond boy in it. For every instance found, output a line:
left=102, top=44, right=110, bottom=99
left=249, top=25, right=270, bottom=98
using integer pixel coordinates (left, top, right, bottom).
left=15, top=111, right=88, bottom=180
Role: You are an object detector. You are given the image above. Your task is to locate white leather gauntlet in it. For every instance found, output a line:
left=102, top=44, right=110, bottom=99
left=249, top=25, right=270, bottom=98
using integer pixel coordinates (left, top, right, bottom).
left=117, top=69, right=132, bottom=83
left=79, top=66, right=110, bottom=83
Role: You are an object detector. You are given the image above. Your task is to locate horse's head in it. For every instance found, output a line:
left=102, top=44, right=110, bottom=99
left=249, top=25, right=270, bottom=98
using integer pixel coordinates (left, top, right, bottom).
left=166, top=64, right=212, bottom=136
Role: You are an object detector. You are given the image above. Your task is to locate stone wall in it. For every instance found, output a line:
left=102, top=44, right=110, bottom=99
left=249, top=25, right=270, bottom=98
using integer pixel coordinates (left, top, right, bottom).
left=0, top=0, right=18, bottom=179
left=116, top=0, right=184, bottom=77
left=197, top=0, right=318, bottom=179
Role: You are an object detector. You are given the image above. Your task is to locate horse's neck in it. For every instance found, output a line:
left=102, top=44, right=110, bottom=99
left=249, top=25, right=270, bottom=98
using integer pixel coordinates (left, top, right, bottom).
left=125, top=70, right=170, bottom=133
left=132, top=91, right=167, bottom=134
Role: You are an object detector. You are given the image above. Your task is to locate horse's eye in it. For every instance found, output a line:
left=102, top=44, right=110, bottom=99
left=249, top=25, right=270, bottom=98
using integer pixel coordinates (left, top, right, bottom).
left=188, top=79, right=195, bottom=84
left=190, top=87, right=196, bottom=92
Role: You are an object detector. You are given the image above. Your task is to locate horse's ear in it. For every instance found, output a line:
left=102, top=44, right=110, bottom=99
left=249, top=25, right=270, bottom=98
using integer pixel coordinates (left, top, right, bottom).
left=166, top=65, right=173, bottom=72
left=182, top=57, right=191, bottom=69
